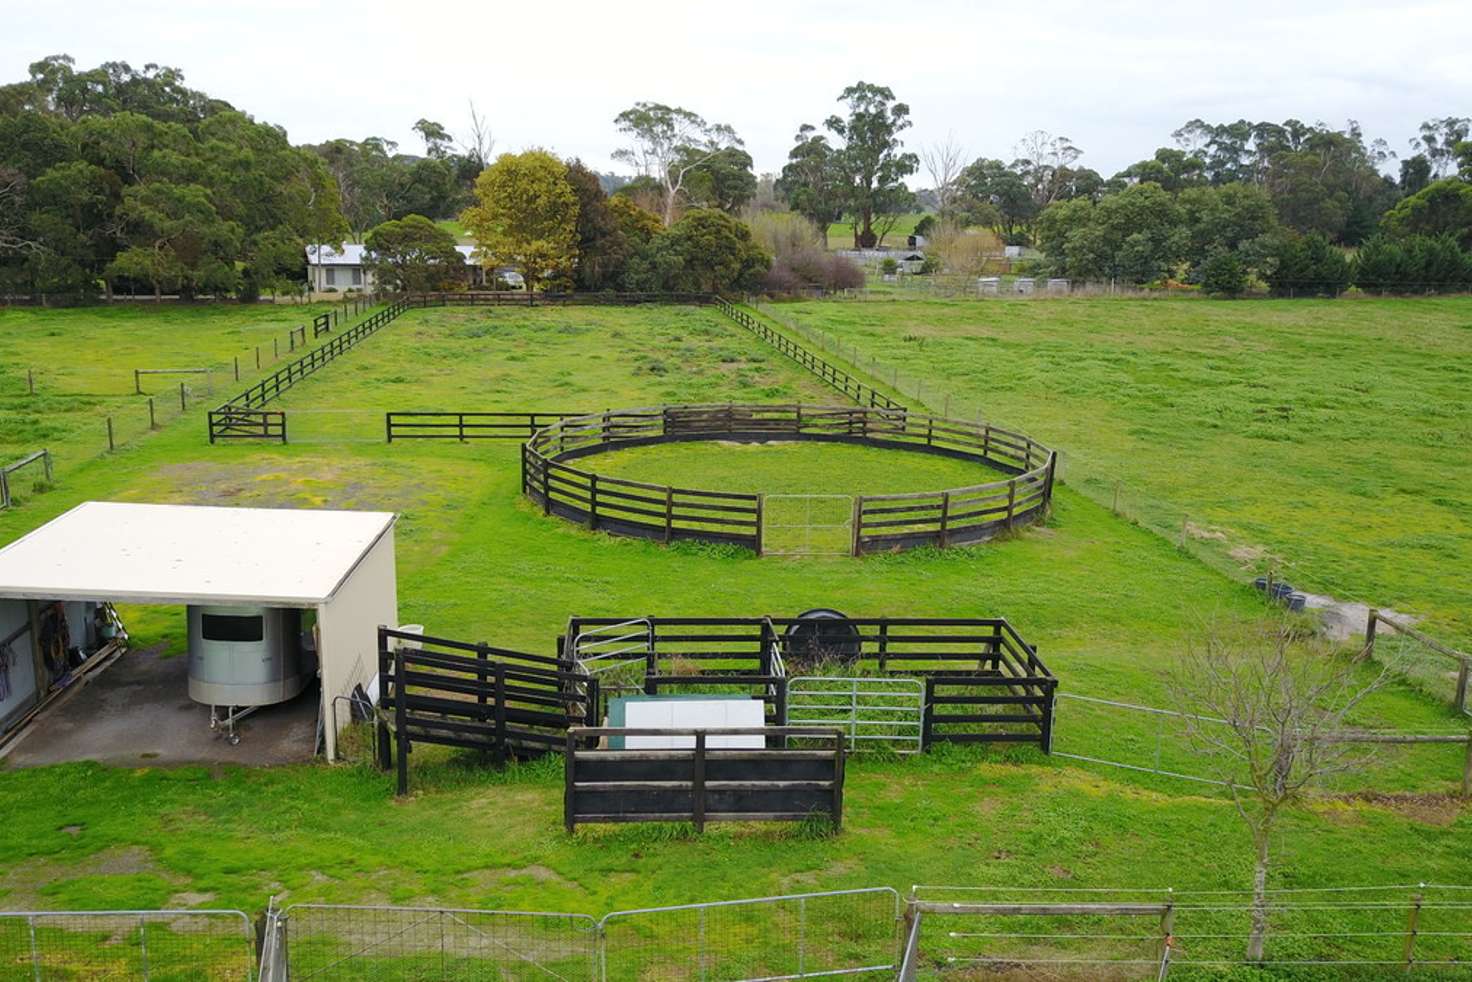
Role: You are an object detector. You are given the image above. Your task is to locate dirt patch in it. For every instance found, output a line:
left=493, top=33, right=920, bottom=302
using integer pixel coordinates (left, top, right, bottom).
left=1299, top=593, right=1419, bottom=643
left=166, top=890, right=218, bottom=907
left=1184, top=521, right=1227, bottom=542
left=463, top=864, right=581, bottom=893
left=0, top=845, right=181, bottom=908
left=1328, top=791, right=1466, bottom=826
left=1047, top=864, right=1074, bottom=879
left=1229, top=544, right=1269, bottom=564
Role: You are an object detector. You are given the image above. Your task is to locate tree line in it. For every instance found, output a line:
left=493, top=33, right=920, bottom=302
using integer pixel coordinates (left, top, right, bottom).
left=1, top=54, right=1468, bottom=300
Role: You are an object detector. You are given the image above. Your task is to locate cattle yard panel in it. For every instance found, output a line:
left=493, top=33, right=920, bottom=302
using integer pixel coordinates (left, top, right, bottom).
left=786, top=676, right=926, bottom=753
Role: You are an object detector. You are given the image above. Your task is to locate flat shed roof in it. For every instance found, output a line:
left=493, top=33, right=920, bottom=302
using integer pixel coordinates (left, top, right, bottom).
left=0, top=501, right=396, bottom=606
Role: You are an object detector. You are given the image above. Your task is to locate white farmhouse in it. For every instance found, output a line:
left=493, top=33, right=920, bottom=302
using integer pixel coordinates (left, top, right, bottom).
left=305, top=243, right=511, bottom=291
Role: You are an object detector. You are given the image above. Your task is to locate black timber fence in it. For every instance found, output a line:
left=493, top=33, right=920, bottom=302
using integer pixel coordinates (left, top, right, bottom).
left=385, top=411, right=577, bottom=442
left=563, top=726, right=847, bottom=833
left=207, top=296, right=412, bottom=443
left=712, top=297, right=906, bottom=411
left=522, top=405, right=1056, bottom=554
left=376, top=626, right=597, bottom=795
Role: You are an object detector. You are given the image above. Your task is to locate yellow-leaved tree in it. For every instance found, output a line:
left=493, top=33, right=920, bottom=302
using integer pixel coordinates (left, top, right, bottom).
left=461, top=150, right=578, bottom=290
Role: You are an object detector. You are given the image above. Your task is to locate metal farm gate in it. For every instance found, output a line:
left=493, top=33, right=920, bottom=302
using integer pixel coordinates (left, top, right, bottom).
left=786, top=676, right=926, bottom=753
left=761, top=494, right=855, bottom=557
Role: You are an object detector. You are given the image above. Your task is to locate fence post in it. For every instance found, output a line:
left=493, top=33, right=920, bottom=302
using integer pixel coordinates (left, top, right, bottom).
left=664, top=487, right=673, bottom=543
left=921, top=678, right=934, bottom=750
left=1462, top=738, right=1472, bottom=798
left=233, top=356, right=240, bottom=381
left=588, top=473, right=598, bottom=530
left=564, top=730, right=577, bottom=833
left=692, top=730, right=707, bottom=832
left=542, top=462, right=551, bottom=516
left=938, top=492, right=950, bottom=548
left=1455, top=658, right=1469, bottom=715
left=148, top=398, right=156, bottom=430
left=493, top=663, right=507, bottom=765
left=1364, top=610, right=1379, bottom=660
left=179, top=381, right=186, bottom=412
left=1403, top=890, right=1423, bottom=971
left=394, top=646, right=409, bottom=796
left=755, top=493, right=764, bottom=556
left=376, top=628, right=392, bottom=771
left=134, top=369, right=141, bottom=394
left=1156, top=891, right=1175, bottom=981
left=106, top=416, right=115, bottom=452
left=832, top=732, right=845, bottom=832
left=27, top=369, right=34, bottom=395
left=850, top=497, right=863, bottom=556
left=1006, top=479, right=1017, bottom=530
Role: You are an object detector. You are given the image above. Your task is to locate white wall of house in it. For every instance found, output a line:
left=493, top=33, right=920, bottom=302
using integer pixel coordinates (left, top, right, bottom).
left=310, top=264, right=372, bottom=292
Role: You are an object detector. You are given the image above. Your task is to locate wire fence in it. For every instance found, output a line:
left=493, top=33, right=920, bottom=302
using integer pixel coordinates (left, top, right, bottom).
left=1051, top=692, right=1472, bottom=797
left=1367, top=613, right=1472, bottom=718
left=278, top=903, right=600, bottom=980
left=0, top=909, right=256, bottom=980
left=903, top=885, right=1472, bottom=980
left=597, top=888, right=902, bottom=981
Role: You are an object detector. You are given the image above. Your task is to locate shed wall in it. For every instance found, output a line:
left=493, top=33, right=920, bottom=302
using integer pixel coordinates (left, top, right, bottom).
left=316, top=532, right=398, bottom=760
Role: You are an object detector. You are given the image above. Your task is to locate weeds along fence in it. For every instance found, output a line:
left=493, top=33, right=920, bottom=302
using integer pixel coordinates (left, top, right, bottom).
left=0, top=908, right=257, bottom=979
left=901, top=884, right=1472, bottom=980
left=208, top=296, right=411, bottom=442
left=520, top=404, right=1056, bottom=555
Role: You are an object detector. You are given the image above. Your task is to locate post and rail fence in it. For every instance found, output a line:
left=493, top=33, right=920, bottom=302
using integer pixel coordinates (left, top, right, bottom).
left=0, top=449, right=52, bottom=509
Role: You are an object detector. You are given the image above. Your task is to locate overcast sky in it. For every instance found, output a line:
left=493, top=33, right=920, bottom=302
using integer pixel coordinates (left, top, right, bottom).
left=5, top=0, right=1469, bottom=180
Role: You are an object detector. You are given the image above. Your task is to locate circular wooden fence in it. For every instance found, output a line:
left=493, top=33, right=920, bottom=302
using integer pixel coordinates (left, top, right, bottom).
left=520, top=404, right=1057, bottom=556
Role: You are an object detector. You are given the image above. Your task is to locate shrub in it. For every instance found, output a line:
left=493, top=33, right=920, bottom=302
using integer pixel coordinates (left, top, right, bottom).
left=879, top=257, right=899, bottom=275
left=1266, top=233, right=1351, bottom=297
left=1200, top=249, right=1249, bottom=297
left=1353, top=234, right=1471, bottom=294
left=761, top=247, right=864, bottom=294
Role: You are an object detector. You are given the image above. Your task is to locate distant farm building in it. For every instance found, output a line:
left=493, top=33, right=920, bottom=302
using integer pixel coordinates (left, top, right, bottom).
left=305, top=244, right=523, bottom=292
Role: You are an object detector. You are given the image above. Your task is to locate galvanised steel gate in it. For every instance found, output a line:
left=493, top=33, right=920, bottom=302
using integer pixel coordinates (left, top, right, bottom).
left=786, top=676, right=926, bottom=753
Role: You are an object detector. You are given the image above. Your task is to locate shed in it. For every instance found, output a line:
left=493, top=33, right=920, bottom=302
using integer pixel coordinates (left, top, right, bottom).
left=0, top=501, right=398, bottom=761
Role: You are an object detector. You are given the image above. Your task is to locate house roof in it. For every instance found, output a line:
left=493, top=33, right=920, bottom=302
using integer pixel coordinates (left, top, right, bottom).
left=0, top=501, right=396, bottom=606
left=305, top=244, right=479, bottom=266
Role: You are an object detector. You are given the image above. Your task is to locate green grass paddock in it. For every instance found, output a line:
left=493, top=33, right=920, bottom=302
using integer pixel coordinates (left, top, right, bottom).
left=0, top=300, right=1465, bottom=941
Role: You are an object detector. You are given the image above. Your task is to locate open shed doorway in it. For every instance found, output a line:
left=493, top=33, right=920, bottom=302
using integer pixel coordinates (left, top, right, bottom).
left=2, top=601, right=321, bottom=768
left=0, top=501, right=399, bottom=765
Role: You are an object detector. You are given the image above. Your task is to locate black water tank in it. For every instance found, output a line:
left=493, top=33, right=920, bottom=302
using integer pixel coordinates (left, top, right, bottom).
left=782, top=608, right=862, bottom=668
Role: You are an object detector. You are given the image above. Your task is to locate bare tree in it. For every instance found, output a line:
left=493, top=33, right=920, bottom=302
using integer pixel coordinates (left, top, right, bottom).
left=612, top=102, right=741, bottom=226
left=921, top=133, right=967, bottom=219
left=1168, top=622, right=1387, bottom=963
left=461, top=100, right=496, bottom=172
left=1011, top=130, right=1082, bottom=206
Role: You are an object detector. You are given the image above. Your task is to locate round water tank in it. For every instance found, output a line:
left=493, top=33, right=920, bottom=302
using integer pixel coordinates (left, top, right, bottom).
left=782, top=608, right=862, bottom=668
left=187, top=605, right=307, bottom=707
